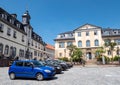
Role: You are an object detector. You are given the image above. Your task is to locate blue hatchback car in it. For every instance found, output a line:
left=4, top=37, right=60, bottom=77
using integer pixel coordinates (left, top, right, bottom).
left=8, top=60, right=56, bottom=81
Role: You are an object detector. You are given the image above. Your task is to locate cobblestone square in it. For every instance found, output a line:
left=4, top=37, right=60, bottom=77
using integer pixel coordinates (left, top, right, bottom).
left=0, top=66, right=120, bottom=85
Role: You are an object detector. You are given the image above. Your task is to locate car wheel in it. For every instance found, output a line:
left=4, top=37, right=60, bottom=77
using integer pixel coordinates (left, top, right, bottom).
left=9, top=73, right=15, bottom=80
left=36, top=73, right=43, bottom=81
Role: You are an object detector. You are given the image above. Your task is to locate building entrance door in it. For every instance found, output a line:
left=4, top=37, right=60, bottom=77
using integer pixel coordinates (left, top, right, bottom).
left=86, top=52, right=92, bottom=60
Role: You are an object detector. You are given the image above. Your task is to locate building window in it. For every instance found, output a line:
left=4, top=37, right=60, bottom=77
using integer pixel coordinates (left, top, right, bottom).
left=34, top=51, right=37, bottom=56
left=19, top=49, right=24, bottom=57
left=38, top=43, right=40, bottom=49
left=116, top=49, right=120, bottom=55
left=4, top=14, right=7, bottom=20
left=4, top=45, right=9, bottom=55
left=78, top=32, right=81, bottom=37
left=95, top=39, right=99, bottom=46
left=67, top=41, right=72, bottom=46
left=0, top=43, right=3, bottom=55
left=68, top=33, right=73, bottom=37
left=9, top=47, right=16, bottom=58
left=59, top=53, right=62, bottom=57
left=22, top=35, right=24, bottom=42
left=108, top=50, right=111, bottom=55
left=13, top=31, right=17, bottom=38
left=94, top=31, right=98, bottom=35
left=0, top=23, right=4, bottom=32
left=86, top=31, right=89, bottom=36
left=13, top=47, right=16, bottom=57
left=7, top=28, right=11, bottom=36
left=59, top=42, right=65, bottom=48
left=35, top=42, right=37, bottom=48
left=1, top=14, right=4, bottom=18
left=32, top=41, right=34, bottom=46
left=86, top=40, right=90, bottom=47
left=104, top=39, right=111, bottom=45
left=114, top=39, right=120, bottom=45
left=16, top=23, right=21, bottom=28
left=78, top=41, right=82, bottom=47
left=60, top=34, right=65, bottom=38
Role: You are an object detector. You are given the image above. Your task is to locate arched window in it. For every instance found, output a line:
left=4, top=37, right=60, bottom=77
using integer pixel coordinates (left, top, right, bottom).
left=0, top=43, right=3, bottom=55
left=78, top=41, right=82, bottom=47
left=13, top=47, right=16, bottom=57
left=10, top=46, right=13, bottom=56
left=95, top=39, right=99, bottom=46
left=4, top=45, right=9, bottom=55
left=86, top=40, right=90, bottom=47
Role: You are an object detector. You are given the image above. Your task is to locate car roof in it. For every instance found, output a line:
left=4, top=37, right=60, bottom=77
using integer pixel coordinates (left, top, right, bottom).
left=14, top=60, right=37, bottom=62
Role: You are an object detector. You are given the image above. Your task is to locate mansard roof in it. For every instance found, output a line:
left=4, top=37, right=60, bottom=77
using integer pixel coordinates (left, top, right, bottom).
left=59, top=31, right=74, bottom=35
left=32, top=31, right=46, bottom=45
left=0, top=7, right=26, bottom=34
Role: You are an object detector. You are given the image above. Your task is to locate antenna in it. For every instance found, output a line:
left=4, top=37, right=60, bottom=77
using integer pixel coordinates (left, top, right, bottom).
left=26, top=3, right=28, bottom=11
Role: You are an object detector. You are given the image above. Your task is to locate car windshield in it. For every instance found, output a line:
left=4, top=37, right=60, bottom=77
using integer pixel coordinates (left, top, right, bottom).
left=32, top=61, right=45, bottom=67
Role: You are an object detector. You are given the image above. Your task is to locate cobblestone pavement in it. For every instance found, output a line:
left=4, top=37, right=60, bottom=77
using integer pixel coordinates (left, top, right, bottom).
left=0, top=66, right=120, bottom=85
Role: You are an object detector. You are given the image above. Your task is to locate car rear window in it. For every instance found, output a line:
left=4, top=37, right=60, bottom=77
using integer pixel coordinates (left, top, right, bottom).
left=15, top=62, right=23, bottom=66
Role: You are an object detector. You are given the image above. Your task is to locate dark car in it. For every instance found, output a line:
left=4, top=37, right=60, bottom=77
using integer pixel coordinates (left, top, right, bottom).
left=44, top=60, right=62, bottom=74
left=46, top=60, right=68, bottom=71
left=8, top=60, right=56, bottom=81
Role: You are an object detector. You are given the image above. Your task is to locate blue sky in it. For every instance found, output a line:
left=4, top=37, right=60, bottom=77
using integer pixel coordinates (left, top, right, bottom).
left=1, top=0, right=120, bottom=45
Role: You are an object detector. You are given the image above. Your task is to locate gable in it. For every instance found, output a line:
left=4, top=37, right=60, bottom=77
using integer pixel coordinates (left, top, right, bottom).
left=74, top=23, right=101, bottom=31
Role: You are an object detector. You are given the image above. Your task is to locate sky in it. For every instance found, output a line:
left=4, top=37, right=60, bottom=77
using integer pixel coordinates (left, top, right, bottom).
left=1, top=0, right=120, bottom=45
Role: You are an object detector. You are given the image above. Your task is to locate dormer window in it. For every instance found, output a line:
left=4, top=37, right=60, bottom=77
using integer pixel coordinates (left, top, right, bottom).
left=37, top=37, right=39, bottom=40
left=0, top=23, right=4, bottom=32
left=1, top=14, right=4, bottom=18
left=61, top=34, right=65, bottom=38
left=16, top=23, right=20, bottom=28
left=4, top=14, right=7, bottom=20
left=9, top=18, right=12, bottom=23
left=68, top=33, right=73, bottom=37
left=34, top=34, right=36, bottom=38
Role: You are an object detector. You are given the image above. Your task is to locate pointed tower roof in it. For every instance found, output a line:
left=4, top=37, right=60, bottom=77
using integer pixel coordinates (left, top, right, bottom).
left=22, top=10, right=31, bottom=19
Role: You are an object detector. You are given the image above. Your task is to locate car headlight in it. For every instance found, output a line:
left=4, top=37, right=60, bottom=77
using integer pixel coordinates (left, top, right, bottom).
left=44, top=70, right=51, bottom=73
left=57, top=67, right=60, bottom=69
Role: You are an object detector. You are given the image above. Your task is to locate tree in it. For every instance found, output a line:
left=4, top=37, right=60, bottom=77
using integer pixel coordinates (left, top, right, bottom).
left=96, top=47, right=105, bottom=57
left=67, top=44, right=77, bottom=58
left=104, top=40, right=117, bottom=62
left=67, top=44, right=82, bottom=63
left=72, top=48, right=82, bottom=62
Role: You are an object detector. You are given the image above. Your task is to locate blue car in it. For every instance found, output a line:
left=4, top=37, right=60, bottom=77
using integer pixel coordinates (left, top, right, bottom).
left=8, top=60, right=56, bottom=81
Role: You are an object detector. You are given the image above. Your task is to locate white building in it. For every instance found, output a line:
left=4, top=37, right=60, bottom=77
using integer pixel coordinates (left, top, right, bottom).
left=0, top=7, right=49, bottom=60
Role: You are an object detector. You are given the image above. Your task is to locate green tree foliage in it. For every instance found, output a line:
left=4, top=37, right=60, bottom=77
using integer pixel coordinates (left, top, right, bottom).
left=104, top=40, right=117, bottom=62
left=67, top=44, right=82, bottom=62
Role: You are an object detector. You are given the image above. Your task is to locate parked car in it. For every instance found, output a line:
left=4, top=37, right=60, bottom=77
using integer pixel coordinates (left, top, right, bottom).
left=46, top=60, right=68, bottom=71
left=8, top=60, right=56, bottom=81
left=44, top=60, right=62, bottom=74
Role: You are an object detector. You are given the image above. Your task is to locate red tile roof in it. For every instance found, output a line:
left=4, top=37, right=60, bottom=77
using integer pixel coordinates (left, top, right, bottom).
left=46, top=44, right=55, bottom=50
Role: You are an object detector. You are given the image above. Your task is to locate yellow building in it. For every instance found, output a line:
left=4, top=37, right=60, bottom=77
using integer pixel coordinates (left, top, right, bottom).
left=54, top=24, right=120, bottom=61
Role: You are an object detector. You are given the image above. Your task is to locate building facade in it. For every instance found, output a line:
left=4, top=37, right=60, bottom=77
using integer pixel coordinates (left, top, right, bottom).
left=54, top=24, right=120, bottom=61
left=0, top=7, right=49, bottom=60
left=45, top=44, right=55, bottom=59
